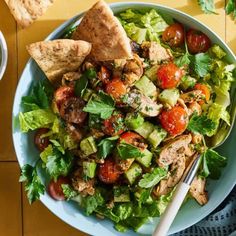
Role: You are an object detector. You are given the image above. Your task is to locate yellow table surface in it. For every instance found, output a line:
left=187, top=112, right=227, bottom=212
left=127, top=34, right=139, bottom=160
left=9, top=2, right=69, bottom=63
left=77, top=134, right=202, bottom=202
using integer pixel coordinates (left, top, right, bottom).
left=0, top=0, right=235, bottom=235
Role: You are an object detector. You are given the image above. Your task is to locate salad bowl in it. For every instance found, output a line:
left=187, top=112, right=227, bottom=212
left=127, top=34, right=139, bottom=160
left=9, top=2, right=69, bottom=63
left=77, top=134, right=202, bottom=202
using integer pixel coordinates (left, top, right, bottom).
left=12, top=2, right=236, bottom=236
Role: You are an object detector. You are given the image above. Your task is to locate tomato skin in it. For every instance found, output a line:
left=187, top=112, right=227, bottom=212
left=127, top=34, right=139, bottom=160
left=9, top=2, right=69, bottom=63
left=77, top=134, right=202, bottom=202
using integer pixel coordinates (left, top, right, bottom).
left=162, top=23, right=184, bottom=47
left=159, top=106, right=188, bottom=136
left=105, top=77, right=127, bottom=100
left=48, top=176, right=70, bottom=201
left=98, top=66, right=111, bottom=84
left=103, top=112, right=125, bottom=136
left=186, top=29, right=211, bottom=54
left=34, top=128, right=50, bottom=152
left=119, top=131, right=146, bottom=150
left=98, top=159, right=121, bottom=184
left=194, top=83, right=210, bottom=105
left=54, top=86, right=74, bottom=108
left=157, top=62, right=183, bottom=89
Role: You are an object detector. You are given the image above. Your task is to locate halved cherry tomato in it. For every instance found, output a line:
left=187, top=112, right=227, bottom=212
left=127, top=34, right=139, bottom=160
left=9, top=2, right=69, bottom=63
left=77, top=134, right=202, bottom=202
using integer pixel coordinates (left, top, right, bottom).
left=48, top=176, right=70, bottom=201
left=194, top=83, right=210, bottom=105
left=105, top=77, right=127, bottom=100
left=159, top=106, right=188, bottom=136
left=162, top=23, right=184, bottom=47
left=54, top=86, right=74, bottom=108
left=186, top=29, right=211, bottom=54
left=157, top=62, right=183, bottom=89
left=103, top=112, right=125, bottom=136
left=34, top=128, right=50, bottom=152
left=119, top=131, right=146, bottom=150
left=98, top=66, right=111, bottom=84
left=98, top=159, right=121, bottom=184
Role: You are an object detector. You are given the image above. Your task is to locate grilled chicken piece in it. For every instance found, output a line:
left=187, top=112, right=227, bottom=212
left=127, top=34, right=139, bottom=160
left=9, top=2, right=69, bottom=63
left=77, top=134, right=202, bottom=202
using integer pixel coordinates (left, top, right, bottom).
left=141, top=41, right=173, bottom=64
left=157, top=134, right=192, bottom=167
left=123, top=54, right=143, bottom=85
left=117, top=158, right=135, bottom=172
left=189, top=176, right=208, bottom=205
left=62, top=72, right=81, bottom=82
left=180, top=90, right=204, bottom=103
left=66, top=123, right=84, bottom=142
left=188, top=101, right=202, bottom=116
left=72, top=169, right=95, bottom=196
left=126, top=89, right=163, bottom=117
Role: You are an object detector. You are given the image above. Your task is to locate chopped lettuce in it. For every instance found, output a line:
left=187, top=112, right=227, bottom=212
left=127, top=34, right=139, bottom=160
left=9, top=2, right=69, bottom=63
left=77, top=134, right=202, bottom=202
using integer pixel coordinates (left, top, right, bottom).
left=210, top=45, right=226, bottom=59
left=40, top=144, right=53, bottom=163
left=19, top=109, right=56, bottom=132
left=156, top=188, right=175, bottom=215
left=118, top=9, right=168, bottom=43
left=214, top=81, right=231, bottom=108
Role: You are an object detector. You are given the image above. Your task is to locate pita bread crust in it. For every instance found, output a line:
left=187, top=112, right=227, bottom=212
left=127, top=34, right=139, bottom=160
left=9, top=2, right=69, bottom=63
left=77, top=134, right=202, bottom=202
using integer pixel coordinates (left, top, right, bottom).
left=4, top=0, right=54, bottom=28
left=27, top=39, right=91, bottom=83
left=72, top=0, right=132, bottom=61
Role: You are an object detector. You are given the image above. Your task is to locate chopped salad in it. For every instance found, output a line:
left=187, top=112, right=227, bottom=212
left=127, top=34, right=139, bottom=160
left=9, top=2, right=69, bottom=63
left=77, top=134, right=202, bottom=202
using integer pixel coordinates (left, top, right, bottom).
left=19, top=3, right=235, bottom=234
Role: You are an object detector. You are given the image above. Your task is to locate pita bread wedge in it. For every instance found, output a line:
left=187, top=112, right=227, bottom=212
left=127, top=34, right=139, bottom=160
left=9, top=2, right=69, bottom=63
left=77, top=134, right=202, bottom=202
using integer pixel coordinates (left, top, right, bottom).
left=72, top=0, right=132, bottom=61
left=27, top=39, right=91, bottom=83
left=4, top=0, right=54, bottom=28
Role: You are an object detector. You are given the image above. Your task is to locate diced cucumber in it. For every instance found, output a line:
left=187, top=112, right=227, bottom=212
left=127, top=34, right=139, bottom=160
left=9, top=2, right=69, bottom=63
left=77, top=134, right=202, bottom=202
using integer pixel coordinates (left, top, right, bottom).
left=80, top=136, right=97, bottom=157
left=125, top=113, right=144, bottom=130
left=159, top=88, right=179, bottom=107
left=82, top=161, right=97, bottom=178
left=180, top=75, right=196, bottom=91
left=147, top=126, right=167, bottom=148
left=134, top=121, right=154, bottom=138
left=136, top=149, right=153, bottom=168
left=145, top=64, right=159, bottom=81
left=134, top=76, right=158, bottom=100
left=114, top=186, right=130, bottom=202
left=124, top=163, right=142, bottom=185
left=82, top=88, right=94, bottom=102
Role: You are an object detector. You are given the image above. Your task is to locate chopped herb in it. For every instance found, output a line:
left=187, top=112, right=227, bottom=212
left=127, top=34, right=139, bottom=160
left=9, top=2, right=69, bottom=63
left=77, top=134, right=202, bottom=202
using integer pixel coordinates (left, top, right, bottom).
left=98, top=136, right=119, bottom=159
left=117, top=142, right=144, bottom=159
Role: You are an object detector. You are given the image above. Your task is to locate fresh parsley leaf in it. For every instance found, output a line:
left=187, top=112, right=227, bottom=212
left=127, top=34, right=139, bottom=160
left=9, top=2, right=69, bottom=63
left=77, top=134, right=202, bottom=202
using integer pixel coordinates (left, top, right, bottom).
left=200, top=149, right=227, bottom=179
left=75, top=75, right=88, bottom=97
left=192, top=53, right=212, bottom=77
left=98, top=136, right=119, bottom=158
left=187, top=114, right=217, bottom=135
left=83, top=91, right=115, bottom=119
left=82, top=191, right=104, bottom=215
left=117, top=142, right=143, bottom=159
left=46, top=148, right=73, bottom=181
left=175, top=53, right=191, bottom=67
left=19, top=164, right=45, bottom=204
left=226, top=0, right=236, bottom=19
left=61, top=184, right=78, bottom=200
left=138, top=167, right=168, bottom=188
left=22, top=79, right=53, bottom=111
left=84, top=68, right=97, bottom=79
left=49, top=139, right=65, bottom=154
left=197, top=0, right=217, bottom=14
left=96, top=206, right=120, bottom=223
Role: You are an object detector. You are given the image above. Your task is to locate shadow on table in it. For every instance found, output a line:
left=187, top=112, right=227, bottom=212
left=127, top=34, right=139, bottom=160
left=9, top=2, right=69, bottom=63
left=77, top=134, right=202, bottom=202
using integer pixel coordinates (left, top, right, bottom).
left=176, top=0, right=225, bottom=16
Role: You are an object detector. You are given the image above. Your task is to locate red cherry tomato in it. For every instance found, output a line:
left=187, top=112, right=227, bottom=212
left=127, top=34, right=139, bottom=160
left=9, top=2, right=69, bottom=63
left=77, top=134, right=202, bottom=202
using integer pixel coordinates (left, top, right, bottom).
left=162, top=23, right=184, bottom=47
left=194, top=83, right=210, bottom=105
left=98, top=159, right=121, bottom=184
left=119, top=131, right=144, bottom=148
left=157, top=62, right=183, bottom=89
left=48, top=176, right=70, bottom=201
left=98, top=66, right=111, bottom=84
left=34, top=128, right=50, bottom=152
left=54, top=86, right=74, bottom=108
left=159, top=106, right=188, bottom=136
left=103, top=112, right=125, bottom=136
left=186, top=29, right=211, bottom=54
left=105, top=77, right=127, bottom=100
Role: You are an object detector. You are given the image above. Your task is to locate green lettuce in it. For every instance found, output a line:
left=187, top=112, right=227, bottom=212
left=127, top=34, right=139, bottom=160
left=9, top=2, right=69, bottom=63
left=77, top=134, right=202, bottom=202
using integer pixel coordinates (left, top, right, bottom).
left=40, top=144, right=53, bottom=163
left=19, top=109, right=56, bottom=132
left=118, top=9, right=168, bottom=43
left=156, top=188, right=175, bottom=215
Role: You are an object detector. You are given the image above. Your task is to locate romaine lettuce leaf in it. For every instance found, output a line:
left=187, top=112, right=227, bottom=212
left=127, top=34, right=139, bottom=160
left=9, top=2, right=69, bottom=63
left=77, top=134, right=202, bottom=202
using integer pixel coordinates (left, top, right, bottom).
left=19, top=109, right=56, bottom=132
left=156, top=188, right=175, bottom=215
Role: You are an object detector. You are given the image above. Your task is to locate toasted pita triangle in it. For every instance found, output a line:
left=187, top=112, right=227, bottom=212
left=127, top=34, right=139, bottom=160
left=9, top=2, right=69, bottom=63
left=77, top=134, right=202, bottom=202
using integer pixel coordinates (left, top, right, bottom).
left=72, top=0, right=132, bottom=61
left=27, top=39, right=91, bottom=83
left=4, top=0, right=54, bottom=28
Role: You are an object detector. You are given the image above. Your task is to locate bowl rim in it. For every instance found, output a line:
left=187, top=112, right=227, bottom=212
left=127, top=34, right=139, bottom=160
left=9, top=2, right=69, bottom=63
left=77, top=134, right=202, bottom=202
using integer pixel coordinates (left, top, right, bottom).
left=12, top=2, right=236, bottom=236
left=0, top=31, right=8, bottom=80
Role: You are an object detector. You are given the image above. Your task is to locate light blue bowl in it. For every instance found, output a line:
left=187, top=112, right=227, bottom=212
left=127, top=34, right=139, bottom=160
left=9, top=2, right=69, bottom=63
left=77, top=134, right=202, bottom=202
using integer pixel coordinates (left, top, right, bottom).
left=12, top=2, right=236, bottom=236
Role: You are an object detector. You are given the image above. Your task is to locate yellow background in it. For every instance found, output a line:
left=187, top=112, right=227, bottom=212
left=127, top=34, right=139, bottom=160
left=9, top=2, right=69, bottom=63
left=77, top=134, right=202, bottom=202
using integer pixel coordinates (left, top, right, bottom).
left=0, top=0, right=235, bottom=235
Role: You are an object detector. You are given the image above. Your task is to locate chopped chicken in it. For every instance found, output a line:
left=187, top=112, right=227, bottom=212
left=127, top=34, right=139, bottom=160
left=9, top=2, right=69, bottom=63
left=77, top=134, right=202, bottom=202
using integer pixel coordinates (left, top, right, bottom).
left=189, top=176, right=208, bottom=205
left=117, top=158, right=135, bottom=172
left=141, top=41, right=173, bottom=64
left=157, top=134, right=192, bottom=167
left=188, top=101, right=202, bottom=116
left=180, top=90, right=204, bottom=103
